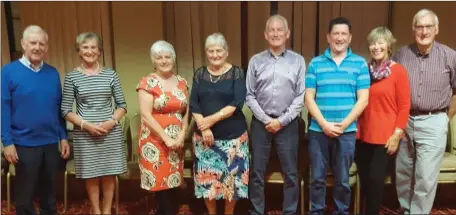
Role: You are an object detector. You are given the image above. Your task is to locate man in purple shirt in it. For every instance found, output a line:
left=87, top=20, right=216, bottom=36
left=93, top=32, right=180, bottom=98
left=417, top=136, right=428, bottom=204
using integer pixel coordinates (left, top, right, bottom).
left=246, top=14, right=306, bottom=215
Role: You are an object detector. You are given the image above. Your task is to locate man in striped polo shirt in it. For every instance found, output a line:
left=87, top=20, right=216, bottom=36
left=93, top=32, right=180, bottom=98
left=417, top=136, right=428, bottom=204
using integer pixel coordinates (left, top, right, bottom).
left=304, top=17, right=370, bottom=215
left=393, top=9, right=456, bottom=214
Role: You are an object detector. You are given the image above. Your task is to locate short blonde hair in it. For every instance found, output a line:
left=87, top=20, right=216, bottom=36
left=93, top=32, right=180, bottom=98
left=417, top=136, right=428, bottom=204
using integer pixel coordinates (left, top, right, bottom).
left=412, top=9, right=439, bottom=28
left=75, top=32, right=103, bottom=52
left=367, top=26, right=396, bottom=57
left=205, top=33, right=228, bottom=51
left=265, top=14, right=289, bottom=33
left=150, top=40, right=176, bottom=67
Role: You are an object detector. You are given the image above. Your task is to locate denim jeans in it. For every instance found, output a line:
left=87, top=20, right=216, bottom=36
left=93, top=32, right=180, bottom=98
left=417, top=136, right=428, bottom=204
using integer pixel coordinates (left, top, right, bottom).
left=308, top=131, right=356, bottom=215
left=249, top=117, right=299, bottom=215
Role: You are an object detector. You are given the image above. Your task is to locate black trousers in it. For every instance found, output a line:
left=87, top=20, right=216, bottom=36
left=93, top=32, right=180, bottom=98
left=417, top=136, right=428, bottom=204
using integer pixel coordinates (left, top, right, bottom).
left=15, top=143, right=60, bottom=215
left=355, top=141, right=391, bottom=215
left=155, top=188, right=177, bottom=215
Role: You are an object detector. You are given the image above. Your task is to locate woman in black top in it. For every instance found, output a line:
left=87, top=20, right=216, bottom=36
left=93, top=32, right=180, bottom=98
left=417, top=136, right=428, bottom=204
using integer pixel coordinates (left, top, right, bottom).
left=190, top=32, right=249, bottom=215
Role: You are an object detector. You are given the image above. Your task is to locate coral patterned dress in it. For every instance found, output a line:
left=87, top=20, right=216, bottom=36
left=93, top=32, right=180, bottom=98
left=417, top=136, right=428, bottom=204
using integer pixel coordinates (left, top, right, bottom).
left=136, top=74, right=188, bottom=192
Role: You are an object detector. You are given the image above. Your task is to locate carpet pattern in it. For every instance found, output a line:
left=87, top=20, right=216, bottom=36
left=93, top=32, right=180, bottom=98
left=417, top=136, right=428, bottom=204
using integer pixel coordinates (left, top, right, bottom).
left=2, top=199, right=456, bottom=214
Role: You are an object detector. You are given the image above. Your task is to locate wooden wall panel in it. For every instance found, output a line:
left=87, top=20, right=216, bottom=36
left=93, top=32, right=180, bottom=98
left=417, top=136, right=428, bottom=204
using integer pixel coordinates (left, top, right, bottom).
left=318, top=2, right=341, bottom=54
left=1, top=2, right=11, bottom=66
left=341, top=2, right=390, bottom=58
left=59, top=1, right=79, bottom=71
left=247, top=2, right=270, bottom=59
left=100, top=2, right=113, bottom=68
left=218, top=2, right=242, bottom=67
left=278, top=2, right=293, bottom=49
left=174, top=2, right=195, bottom=83
left=391, top=2, right=456, bottom=50
left=298, top=2, right=318, bottom=64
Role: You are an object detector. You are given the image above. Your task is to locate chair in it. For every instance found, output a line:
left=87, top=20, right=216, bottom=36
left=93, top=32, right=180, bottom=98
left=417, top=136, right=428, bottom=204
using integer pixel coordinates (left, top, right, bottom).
left=6, top=163, right=15, bottom=212
left=437, top=119, right=456, bottom=184
left=63, top=116, right=127, bottom=214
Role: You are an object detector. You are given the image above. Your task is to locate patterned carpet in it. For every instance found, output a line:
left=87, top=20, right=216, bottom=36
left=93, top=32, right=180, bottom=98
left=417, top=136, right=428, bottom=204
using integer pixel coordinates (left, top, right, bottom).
left=1, top=177, right=455, bottom=214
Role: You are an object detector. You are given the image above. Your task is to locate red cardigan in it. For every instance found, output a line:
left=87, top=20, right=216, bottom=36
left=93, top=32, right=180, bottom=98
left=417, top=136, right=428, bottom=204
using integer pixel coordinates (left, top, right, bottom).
left=357, top=63, right=411, bottom=144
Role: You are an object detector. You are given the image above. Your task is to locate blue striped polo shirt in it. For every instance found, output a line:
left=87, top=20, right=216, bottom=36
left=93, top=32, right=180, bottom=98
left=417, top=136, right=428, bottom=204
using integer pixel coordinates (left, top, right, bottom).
left=306, top=48, right=370, bottom=132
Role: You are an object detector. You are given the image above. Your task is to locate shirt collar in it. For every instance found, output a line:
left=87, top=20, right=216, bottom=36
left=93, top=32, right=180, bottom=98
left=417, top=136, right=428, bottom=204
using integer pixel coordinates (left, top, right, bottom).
left=19, top=55, right=44, bottom=72
left=412, top=41, right=437, bottom=57
left=268, top=48, right=287, bottom=59
left=324, top=47, right=353, bottom=60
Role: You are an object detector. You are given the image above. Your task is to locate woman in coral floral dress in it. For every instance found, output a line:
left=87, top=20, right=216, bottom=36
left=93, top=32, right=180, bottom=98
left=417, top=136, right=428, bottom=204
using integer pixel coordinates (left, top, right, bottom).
left=136, top=40, right=189, bottom=215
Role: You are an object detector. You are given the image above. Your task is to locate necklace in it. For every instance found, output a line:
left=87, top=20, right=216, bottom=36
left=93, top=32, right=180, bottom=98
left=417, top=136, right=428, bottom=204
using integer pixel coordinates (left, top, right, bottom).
left=209, top=74, right=221, bottom=83
left=208, top=64, right=228, bottom=83
left=81, top=62, right=100, bottom=76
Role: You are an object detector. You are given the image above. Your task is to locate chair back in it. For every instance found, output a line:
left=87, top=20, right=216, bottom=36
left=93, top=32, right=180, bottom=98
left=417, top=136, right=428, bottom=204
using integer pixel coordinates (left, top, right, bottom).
left=129, top=113, right=141, bottom=162
left=449, top=118, right=455, bottom=154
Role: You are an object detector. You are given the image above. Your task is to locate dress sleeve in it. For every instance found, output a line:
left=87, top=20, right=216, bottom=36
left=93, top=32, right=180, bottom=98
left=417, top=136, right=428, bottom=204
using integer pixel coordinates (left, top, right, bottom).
left=61, top=73, right=75, bottom=118
left=229, top=67, right=246, bottom=111
left=111, top=71, right=127, bottom=111
left=136, top=75, right=155, bottom=94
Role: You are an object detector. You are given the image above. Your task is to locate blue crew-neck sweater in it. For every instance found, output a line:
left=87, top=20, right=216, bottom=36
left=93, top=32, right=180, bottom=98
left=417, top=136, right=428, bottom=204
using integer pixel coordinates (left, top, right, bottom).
left=1, top=60, right=67, bottom=147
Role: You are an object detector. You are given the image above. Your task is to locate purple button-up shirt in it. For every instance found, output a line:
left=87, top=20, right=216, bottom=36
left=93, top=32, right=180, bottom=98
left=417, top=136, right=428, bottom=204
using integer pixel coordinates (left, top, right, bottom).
left=245, top=49, right=306, bottom=126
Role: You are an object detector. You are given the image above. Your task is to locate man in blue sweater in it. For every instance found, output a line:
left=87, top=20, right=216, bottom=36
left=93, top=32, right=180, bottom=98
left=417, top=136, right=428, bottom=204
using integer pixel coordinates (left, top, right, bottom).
left=1, top=25, right=70, bottom=215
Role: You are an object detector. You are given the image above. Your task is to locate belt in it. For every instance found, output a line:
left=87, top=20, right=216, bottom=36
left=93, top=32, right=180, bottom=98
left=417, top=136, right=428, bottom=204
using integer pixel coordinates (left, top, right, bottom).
left=409, top=108, right=447, bottom=116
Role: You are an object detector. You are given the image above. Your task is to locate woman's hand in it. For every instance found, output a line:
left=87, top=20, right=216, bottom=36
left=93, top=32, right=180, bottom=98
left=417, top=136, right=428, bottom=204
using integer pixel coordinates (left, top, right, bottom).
left=84, top=122, right=108, bottom=136
left=385, top=132, right=402, bottom=155
left=163, top=136, right=178, bottom=149
left=201, top=129, right=214, bottom=147
left=172, top=131, right=186, bottom=150
left=197, top=115, right=218, bottom=131
left=98, top=120, right=116, bottom=132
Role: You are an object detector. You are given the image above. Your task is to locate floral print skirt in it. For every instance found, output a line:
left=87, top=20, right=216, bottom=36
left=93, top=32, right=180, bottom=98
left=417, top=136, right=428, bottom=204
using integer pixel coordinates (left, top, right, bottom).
left=192, top=131, right=250, bottom=201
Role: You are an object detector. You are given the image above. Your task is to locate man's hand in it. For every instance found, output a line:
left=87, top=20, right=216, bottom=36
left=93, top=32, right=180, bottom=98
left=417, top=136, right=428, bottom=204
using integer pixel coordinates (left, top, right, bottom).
left=3, top=145, right=19, bottom=164
left=321, top=121, right=342, bottom=138
left=265, top=119, right=282, bottom=133
left=60, top=139, right=71, bottom=159
left=334, top=121, right=349, bottom=135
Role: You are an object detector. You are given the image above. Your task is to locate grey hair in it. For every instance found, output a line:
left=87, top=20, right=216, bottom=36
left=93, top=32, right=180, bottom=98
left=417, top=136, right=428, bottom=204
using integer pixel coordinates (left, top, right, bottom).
left=205, top=33, right=229, bottom=51
left=412, top=9, right=439, bottom=28
left=75, top=32, right=103, bottom=52
left=22, top=25, right=48, bottom=41
left=150, top=40, right=176, bottom=65
left=367, top=26, right=397, bottom=57
left=265, top=14, right=289, bottom=32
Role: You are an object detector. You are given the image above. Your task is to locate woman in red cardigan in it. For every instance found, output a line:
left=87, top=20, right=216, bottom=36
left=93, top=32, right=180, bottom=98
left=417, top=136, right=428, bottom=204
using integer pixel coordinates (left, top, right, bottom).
left=356, top=26, right=411, bottom=215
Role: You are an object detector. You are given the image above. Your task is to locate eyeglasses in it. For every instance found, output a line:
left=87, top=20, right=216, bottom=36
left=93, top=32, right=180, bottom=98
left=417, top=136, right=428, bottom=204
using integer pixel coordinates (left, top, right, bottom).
left=414, top=24, right=435, bottom=31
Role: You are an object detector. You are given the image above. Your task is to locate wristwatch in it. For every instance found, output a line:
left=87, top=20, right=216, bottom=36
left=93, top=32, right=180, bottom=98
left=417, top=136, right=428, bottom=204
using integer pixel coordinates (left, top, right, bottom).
left=111, top=117, right=120, bottom=125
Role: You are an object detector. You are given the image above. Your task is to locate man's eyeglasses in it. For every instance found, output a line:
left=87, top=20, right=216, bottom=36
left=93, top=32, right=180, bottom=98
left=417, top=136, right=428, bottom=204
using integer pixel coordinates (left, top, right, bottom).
left=414, top=24, right=436, bottom=31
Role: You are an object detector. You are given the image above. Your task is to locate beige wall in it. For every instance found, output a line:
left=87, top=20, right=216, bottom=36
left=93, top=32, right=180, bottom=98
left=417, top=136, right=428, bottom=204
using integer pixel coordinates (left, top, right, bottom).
left=111, top=2, right=164, bottom=120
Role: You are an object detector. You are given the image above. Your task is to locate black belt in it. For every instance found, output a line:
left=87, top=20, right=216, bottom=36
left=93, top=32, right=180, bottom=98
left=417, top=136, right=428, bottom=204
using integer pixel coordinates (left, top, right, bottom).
left=409, top=108, right=447, bottom=116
